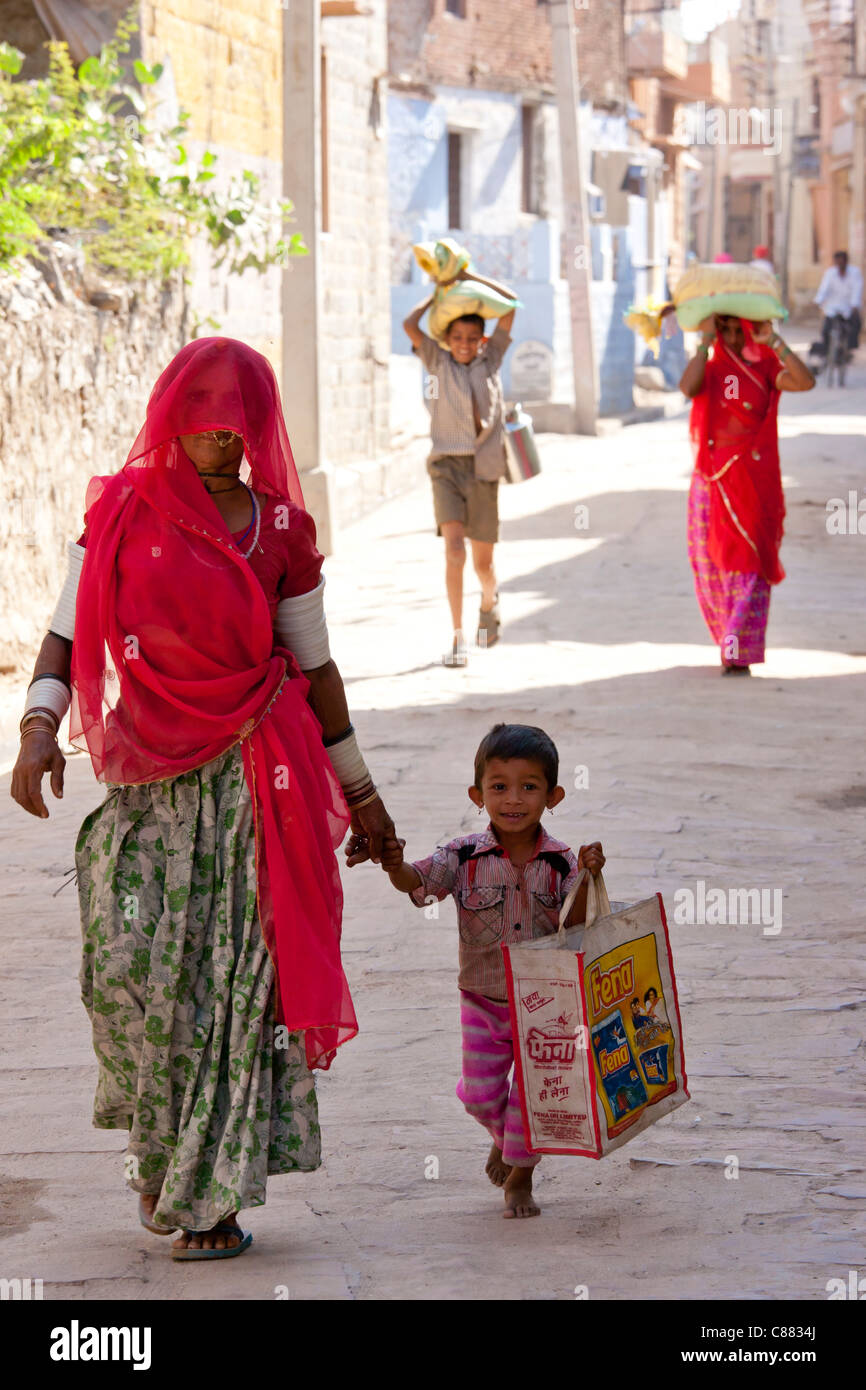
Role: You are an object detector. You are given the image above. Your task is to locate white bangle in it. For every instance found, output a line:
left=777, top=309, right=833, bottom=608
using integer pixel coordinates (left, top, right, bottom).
left=326, top=730, right=372, bottom=796
left=48, top=541, right=86, bottom=640
left=274, top=576, right=331, bottom=669
left=24, top=677, right=71, bottom=726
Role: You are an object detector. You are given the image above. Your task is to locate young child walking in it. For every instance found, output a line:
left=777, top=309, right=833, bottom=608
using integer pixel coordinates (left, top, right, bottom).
left=378, top=723, right=605, bottom=1218
left=402, top=269, right=516, bottom=668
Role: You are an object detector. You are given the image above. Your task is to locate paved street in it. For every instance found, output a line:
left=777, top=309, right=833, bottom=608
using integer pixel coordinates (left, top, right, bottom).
left=2, top=348, right=865, bottom=1301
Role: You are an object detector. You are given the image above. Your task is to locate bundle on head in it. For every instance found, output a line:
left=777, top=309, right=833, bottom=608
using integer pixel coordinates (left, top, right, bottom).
left=671, top=262, right=786, bottom=331
left=413, top=238, right=520, bottom=344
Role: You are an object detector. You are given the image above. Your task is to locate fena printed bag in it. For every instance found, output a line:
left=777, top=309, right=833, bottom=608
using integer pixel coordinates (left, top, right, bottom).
left=503, top=869, right=689, bottom=1157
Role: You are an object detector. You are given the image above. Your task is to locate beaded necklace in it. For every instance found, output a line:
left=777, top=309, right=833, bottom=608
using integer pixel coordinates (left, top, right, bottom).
left=234, top=481, right=261, bottom=558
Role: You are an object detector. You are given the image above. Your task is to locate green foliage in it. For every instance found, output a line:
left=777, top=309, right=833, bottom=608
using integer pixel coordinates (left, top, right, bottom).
left=0, top=16, right=307, bottom=280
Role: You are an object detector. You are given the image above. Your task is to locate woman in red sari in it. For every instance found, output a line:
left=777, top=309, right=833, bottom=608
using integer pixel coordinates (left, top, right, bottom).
left=11, top=338, right=394, bottom=1259
left=680, top=315, right=814, bottom=674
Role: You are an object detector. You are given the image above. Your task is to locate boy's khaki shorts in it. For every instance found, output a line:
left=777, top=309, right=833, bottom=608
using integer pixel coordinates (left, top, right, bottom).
left=427, top=454, right=500, bottom=543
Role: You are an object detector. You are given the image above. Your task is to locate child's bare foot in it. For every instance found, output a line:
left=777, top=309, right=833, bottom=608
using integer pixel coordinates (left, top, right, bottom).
left=485, top=1144, right=509, bottom=1187
left=503, top=1165, right=540, bottom=1219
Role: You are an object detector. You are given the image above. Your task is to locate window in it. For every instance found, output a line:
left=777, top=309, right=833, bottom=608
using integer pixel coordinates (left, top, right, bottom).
left=811, top=76, right=821, bottom=134
left=445, top=0, right=467, bottom=16
left=448, top=132, right=462, bottom=228
left=521, top=105, right=536, bottom=214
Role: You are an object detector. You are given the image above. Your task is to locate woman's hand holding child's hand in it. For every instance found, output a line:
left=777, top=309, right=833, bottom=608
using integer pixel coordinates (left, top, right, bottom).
left=381, top=836, right=406, bottom=871
left=578, top=842, right=605, bottom=877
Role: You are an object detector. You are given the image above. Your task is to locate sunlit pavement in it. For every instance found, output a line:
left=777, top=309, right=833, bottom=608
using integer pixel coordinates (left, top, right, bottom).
left=2, top=347, right=864, bottom=1299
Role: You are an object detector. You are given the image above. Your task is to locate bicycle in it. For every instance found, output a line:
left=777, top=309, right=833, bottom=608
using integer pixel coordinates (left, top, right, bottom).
left=825, top=313, right=851, bottom=386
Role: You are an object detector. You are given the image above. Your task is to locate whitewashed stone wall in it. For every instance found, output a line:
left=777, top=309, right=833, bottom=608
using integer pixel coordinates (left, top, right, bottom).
left=0, top=247, right=188, bottom=673
left=320, top=1, right=391, bottom=472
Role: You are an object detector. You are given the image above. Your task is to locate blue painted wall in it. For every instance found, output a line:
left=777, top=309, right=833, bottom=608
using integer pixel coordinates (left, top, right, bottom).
left=388, top=91, right=647, bottom=418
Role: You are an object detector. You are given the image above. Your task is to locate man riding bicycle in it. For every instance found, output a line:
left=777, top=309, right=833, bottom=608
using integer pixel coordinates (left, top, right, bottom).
left=814, top=250, right=863, bottom=354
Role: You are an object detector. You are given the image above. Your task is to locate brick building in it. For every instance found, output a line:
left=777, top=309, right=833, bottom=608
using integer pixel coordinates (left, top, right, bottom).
left=388, top=0, right=627, bottom=105
left=804, top=0, right=866, bottom=287
left=387, top=0, right=652, bottom=419
left=694, top=0, right=863, bottom=314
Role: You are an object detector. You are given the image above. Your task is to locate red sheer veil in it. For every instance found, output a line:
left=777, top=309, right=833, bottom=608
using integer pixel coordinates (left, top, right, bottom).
left=69, top=337, right=356, bottom=1069
left=70, top=337, right=306, bottom=783
left=127, top=335, right=305, bottom=503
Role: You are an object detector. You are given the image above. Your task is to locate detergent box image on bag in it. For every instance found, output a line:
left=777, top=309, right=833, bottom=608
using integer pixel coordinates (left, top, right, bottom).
left=586, top=933, right=679, bottom=1141
left=504, top=876, right=689, bottom=1157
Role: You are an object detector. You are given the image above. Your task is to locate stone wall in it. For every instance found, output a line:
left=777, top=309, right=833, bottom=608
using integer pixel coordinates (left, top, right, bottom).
left=319, top=1, right=392, bottom=469
left=0, top=248, right=189, bottom=674
left=140, top=0, right=282, bottom=163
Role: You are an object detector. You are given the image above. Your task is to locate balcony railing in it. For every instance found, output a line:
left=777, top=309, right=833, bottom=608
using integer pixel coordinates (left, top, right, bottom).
left=626, top=11, right=689, bottom=82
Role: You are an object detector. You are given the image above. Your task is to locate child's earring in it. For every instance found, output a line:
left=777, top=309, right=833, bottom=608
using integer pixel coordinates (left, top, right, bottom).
left=478, top=805, right=484, bottom=816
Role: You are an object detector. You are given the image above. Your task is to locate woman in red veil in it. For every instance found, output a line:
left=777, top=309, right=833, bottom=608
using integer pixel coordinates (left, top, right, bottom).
left=11, top=338, right=395, bottom=1259
left=679, top=314, right=814, bottom=673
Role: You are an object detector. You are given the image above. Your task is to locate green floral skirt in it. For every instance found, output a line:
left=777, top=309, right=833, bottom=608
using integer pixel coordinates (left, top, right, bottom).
left=75, top=744, right=321, bottom=1232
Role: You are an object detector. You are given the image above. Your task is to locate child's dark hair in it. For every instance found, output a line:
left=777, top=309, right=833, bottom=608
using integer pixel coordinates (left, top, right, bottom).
left=474, top=723, right=559, bottom=790
left=446, top=312, right=485, bottom=335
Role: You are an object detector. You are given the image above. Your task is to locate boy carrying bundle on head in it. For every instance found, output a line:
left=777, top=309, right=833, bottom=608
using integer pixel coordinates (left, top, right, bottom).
left=403, top=268, right=516, bottom=668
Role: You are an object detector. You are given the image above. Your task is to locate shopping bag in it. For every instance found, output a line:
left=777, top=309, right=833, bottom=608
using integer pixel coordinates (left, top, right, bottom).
left=503, top=869, right=688, bottom=1157
left=504, top=405, right=541, bottom=483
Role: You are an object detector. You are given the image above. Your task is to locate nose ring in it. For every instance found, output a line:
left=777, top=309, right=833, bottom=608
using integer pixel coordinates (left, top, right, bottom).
left=205, top=429, right=239, bottom=448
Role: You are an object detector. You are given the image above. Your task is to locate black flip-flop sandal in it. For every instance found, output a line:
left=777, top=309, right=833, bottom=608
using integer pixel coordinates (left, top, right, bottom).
left=171, top=1223, right=253, bottom=1261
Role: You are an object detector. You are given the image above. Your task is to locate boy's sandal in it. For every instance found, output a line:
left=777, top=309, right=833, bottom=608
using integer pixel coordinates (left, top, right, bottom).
left=477, top=595, right=501, bottom=648
left=442, top=632, right=469, bottom=668
left=720, top=664, right=751, bottom=677
left=171, top=1223, right=253, bottom=1261
left=139, top=1196, right=176, bottom=1236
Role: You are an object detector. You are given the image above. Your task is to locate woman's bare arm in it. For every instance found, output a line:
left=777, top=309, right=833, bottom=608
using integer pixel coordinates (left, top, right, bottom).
left=304, top=658, right=396, bottom=863
left=771, top=338, right=815, bottom=392
left=679, top=322, right=716, bottom=397
left=10, top=632, right=71, bottom=818
left=303, top=658, right=350, bottom=741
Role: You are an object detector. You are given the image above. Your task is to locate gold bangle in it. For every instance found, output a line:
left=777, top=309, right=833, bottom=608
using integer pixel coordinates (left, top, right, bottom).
left=20, top=725, right=58, bottom=742
left=20, top=710, right=59, bottom=734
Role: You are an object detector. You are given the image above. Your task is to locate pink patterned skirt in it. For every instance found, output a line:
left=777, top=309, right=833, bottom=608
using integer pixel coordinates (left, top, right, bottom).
left=687, top=471, right=771, bottom=667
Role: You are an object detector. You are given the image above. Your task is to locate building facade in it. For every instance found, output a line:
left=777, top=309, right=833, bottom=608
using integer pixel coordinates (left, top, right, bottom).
left=7, top=0, right=393, bottom=548
left=387, top=0, right=653, bottom=421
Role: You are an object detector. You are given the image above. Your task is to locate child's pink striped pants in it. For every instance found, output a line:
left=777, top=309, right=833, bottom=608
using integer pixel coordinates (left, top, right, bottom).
left=456, top=990, right=541, bottom=1168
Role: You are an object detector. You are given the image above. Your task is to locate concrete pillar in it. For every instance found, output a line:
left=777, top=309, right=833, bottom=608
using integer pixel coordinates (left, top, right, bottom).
left=850, top=94, right=866, bottom=278
left=281, top=0, right=337, bottom=553
left=548, top=0, right=597, bottom=435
